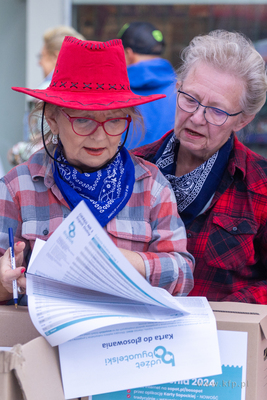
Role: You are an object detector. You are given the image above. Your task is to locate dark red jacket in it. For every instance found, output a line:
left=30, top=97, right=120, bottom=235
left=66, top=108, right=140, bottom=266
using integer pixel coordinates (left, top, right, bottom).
left=133, top=131, right=267, bottom=303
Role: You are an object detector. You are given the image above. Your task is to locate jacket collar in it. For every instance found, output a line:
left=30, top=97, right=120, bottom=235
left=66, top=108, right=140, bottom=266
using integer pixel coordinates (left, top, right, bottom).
left=227, top=134, right=247, bottom=179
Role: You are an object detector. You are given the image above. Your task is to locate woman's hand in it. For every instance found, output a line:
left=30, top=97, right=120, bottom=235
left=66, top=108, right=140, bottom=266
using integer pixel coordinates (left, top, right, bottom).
left=0, top=241, right=26, bottom=301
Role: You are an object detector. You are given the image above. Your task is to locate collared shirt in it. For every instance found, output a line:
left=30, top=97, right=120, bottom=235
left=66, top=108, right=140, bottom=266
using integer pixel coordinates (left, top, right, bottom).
left=0, top=148, right=194, bottom=303
left=133, top=131, right=267, bottom=304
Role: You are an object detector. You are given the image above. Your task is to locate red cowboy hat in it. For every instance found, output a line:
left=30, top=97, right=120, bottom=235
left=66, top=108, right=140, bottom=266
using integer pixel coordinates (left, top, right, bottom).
left=12, top=37, right=166, bottom=110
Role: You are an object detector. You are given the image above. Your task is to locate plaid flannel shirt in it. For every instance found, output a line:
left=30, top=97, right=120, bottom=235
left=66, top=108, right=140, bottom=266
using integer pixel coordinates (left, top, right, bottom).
left=133, top=131, right=267, bottom=304
left=0, top=148, right=194, bottom=304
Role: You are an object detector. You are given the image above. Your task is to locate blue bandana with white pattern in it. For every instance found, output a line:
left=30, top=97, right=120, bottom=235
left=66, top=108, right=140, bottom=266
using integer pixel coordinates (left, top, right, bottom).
left=53, top=147, right=135, bottom=227
left=154, top=132, right=233, bottom=226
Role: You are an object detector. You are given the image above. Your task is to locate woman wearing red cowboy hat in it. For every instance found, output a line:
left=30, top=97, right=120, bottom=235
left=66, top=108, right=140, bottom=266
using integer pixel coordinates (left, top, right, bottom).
left=0, top=37, right=194, bottom=305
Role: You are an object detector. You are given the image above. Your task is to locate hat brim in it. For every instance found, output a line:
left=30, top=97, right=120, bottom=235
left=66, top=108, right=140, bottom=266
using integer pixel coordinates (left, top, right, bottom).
left=12, top=87, right=166, bottom=110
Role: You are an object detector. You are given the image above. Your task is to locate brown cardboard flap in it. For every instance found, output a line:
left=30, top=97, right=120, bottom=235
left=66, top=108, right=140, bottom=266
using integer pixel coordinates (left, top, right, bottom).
left=0, top=369, right=24, bottom=400
left=0, top=345, right=24, bottom=374
left=0, top=339, right=89, bottom=400
left=13, top=337, right=65, bottom=400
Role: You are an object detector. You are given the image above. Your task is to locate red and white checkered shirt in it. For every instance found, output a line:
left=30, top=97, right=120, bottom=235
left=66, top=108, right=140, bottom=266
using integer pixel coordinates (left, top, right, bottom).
left=0, top=148, right=194, bottom=304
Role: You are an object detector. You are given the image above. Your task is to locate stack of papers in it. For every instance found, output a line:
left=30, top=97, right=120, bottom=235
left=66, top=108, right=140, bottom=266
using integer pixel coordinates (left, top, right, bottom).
left=26, top=201, right=221, bottom=398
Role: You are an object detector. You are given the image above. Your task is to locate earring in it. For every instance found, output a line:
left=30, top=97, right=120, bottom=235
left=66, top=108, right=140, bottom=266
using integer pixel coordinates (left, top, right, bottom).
left=52, top=134, right=58, bottom=145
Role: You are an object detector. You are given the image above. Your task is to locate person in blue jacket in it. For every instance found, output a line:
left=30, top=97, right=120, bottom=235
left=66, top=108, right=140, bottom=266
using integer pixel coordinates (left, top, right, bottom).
left=118, top=22, right=177, bottom=149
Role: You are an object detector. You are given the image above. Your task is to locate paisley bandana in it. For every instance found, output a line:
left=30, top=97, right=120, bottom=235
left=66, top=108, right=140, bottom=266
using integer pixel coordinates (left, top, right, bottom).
left=154, top=132, right=233, bottom=226
left=53, top=146, right=135, bottom=227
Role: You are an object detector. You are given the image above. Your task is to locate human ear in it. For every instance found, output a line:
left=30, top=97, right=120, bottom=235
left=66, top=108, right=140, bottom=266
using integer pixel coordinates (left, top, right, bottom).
left=233, top=114, right=255, bottom=133
left=176, top=81, right=182, bottom=90
left=124, top=48, right=135, bottom=66
left=45, top=106, right=59, bottom=135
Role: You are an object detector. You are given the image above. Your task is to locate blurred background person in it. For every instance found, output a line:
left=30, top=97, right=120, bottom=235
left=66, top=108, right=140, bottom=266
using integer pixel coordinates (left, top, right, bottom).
left=8, top=25, right=85, bottom=166
left=118, top=22, right=177, bottom=149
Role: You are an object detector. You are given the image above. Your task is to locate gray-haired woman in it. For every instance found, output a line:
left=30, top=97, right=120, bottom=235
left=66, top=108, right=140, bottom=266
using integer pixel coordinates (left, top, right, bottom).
left=134, top=29, right=267, bottom=304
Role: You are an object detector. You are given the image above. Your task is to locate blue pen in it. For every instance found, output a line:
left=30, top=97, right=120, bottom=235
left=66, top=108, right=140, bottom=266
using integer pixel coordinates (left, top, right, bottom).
left=8, top=228, right=18, bottom=308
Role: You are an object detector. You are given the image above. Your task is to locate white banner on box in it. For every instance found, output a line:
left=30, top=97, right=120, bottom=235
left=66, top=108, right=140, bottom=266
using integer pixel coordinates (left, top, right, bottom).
left=90, top=330, right=248, bottom=400
left=59, top=297, right=221, bottom=399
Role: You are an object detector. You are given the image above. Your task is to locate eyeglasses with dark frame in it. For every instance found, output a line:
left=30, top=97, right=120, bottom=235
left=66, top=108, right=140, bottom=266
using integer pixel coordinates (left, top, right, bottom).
left=60, top=109, right=132, bottom=137
left=177, top=89, right=242, bottom=126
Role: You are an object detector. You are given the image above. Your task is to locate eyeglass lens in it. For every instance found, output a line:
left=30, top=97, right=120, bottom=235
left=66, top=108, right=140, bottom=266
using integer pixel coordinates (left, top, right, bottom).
left=73, top=117, right=129, bottom=136
left=178, top=92, right=228, bottom=126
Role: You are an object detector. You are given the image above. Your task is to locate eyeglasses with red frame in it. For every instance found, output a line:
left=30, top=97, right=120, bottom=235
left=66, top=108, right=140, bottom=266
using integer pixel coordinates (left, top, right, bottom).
left=60, top=109, right=132, bottom=137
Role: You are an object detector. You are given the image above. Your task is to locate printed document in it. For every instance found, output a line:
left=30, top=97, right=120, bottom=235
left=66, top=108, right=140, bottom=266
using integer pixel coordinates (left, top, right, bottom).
left=26, top=200, right=221, bottom=397
left=59, top=297, right=221, bottom=398
left=27, top=201, right=189, bottom=346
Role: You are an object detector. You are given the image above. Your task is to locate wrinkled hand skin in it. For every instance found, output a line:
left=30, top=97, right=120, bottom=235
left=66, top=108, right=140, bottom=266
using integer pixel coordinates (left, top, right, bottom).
left=0, top=241, right=26, bottom=301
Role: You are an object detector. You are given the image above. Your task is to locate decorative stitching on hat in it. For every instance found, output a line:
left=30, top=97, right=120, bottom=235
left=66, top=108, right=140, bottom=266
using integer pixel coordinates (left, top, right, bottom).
left=49, top=82, right=130, bottom=91
left=63, top=37, right=121, bottom=49
left=65, top=37, right=83, bottom=45
left=83, top=83, right=92, bottom=89
left=21, top=90, right=147, bottom=106
left=70, top=82, right=78, bottom=88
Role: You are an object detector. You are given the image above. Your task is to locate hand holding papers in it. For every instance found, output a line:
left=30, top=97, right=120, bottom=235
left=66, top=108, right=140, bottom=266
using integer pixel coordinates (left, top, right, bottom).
left=27, top=201, right=189, bottom=346
left=26, top=201, right=221, bottom=398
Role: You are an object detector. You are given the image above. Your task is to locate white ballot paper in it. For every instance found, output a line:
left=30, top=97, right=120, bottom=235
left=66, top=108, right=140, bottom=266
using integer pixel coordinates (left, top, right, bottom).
left=59, top=297, right=221, bottom=399
left=26, top=200, right=221, bottom=396
left=27, top=201, right=192, bottom=346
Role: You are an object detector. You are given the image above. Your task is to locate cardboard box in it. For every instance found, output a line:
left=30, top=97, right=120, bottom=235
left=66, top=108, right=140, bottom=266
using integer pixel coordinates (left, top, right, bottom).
left=1, top=303, right=267, bottom=400
left=0, top=336, right=66, bottom=400
left=210, top=301, right=267, bottom=400
left=0, top=306, right=88, bottom=400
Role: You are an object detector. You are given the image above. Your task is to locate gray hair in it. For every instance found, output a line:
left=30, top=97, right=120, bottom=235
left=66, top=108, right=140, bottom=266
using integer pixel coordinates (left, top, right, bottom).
left=177, top=30, right=267, bottom=116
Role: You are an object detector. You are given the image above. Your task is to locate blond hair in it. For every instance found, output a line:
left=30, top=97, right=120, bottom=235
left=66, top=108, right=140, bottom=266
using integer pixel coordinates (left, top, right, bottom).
left=43, top=26, right=85, bottom=56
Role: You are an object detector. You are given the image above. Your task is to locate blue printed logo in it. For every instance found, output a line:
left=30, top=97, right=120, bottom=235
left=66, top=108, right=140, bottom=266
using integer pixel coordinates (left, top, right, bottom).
left=68, top=222, right=76, bottom=238
left=154, top=346, right=175, bottom=366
